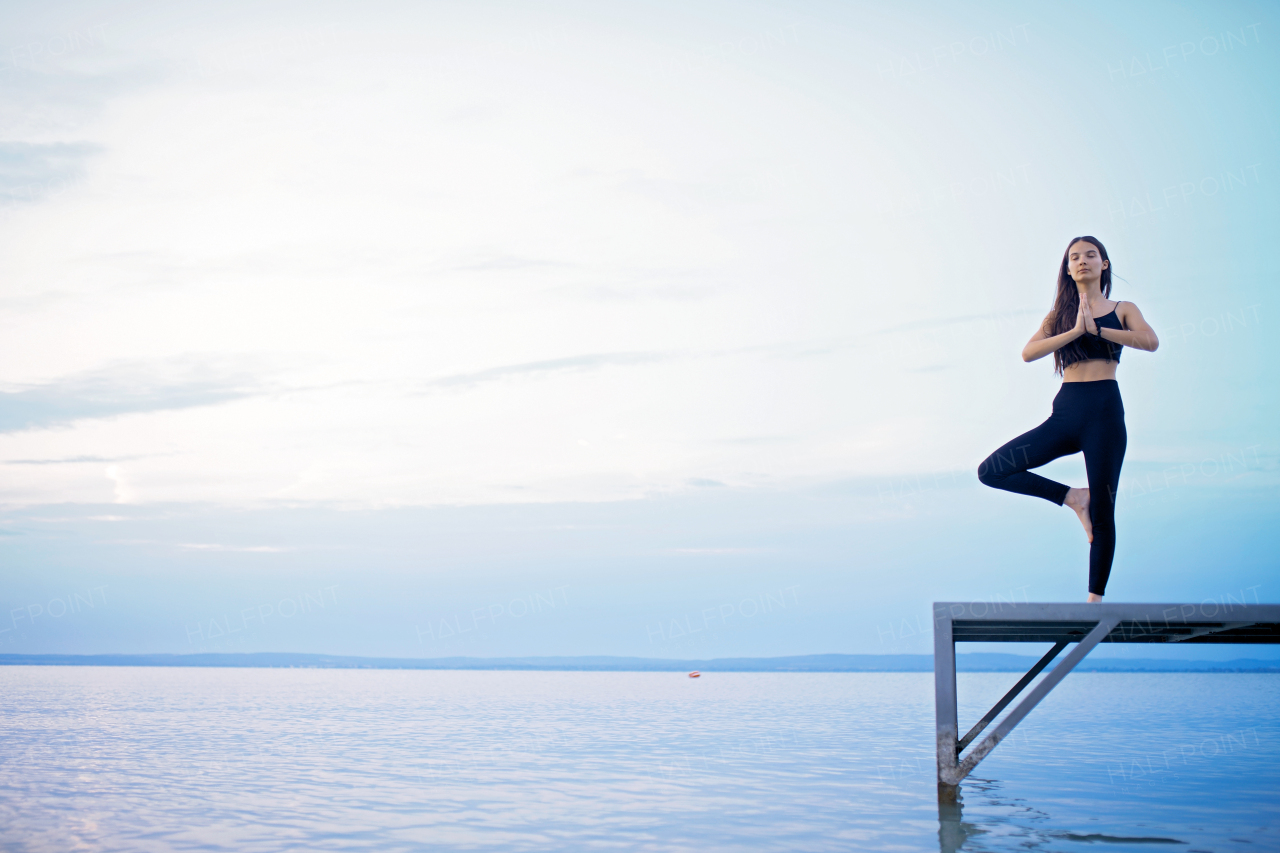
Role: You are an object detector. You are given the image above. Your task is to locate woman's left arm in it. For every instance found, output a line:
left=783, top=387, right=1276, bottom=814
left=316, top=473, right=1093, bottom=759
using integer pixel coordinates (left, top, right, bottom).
left=1100, top=302, right=1159, bottom=352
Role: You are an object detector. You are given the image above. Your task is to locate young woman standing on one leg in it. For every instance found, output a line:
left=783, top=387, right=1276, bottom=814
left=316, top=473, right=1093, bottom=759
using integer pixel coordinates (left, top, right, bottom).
left=978, top=236, right=1159, bottom=601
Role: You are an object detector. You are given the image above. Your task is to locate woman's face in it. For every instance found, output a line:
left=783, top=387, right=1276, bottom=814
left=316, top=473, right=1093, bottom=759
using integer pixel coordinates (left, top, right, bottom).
left=1067, top=241, right=1108, bottom=284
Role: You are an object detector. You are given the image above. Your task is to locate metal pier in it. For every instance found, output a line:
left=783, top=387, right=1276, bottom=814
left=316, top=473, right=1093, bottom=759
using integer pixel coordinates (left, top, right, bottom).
left=933, top=601, right=1280, bottom=797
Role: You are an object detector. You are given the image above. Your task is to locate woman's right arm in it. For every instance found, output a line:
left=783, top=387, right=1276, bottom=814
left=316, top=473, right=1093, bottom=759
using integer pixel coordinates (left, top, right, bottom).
left=1022, top=305, right=1085, bottom=362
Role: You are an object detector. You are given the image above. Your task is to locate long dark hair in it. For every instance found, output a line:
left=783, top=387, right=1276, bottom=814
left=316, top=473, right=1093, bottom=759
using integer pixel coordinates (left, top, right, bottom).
left=1047, top=235, right=1112, bottom=375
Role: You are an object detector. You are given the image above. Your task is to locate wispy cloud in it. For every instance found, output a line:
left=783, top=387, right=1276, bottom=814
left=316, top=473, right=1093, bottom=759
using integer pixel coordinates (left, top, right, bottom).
left=99, top=539, right=293, bottom=552
left=446, top=252, right=571, bottom=272
left=1, top=40, right=161, bottom=206
left=4, top=454, right=153, bottom=465
left=177, top=543, right=292, bottom=553
left=549, top=282, right=716, bottom=303
left=422, top=351, right=670, bottom=390
left=863, top=309, right=1041, bottom=339
left=0, top=360, right=263, bottom=433
left=0, top=141, right=101, bottom=205
left=667, top=547, right=762, bottom=555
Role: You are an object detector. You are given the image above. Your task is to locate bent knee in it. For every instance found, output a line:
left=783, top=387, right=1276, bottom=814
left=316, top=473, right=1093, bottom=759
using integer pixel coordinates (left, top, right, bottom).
left=977, top=459, right=1000, bottom=487
left=1089, top=515, right=1116, bottom=539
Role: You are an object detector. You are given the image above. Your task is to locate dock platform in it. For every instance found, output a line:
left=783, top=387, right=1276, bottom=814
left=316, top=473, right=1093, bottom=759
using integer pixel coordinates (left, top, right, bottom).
left=933, top=601, right=1280, bottom=796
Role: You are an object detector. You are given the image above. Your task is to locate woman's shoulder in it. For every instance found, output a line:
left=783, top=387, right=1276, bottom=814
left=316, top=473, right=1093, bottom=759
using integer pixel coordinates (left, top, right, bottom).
left=1113, top=299, right=1144, bottom=329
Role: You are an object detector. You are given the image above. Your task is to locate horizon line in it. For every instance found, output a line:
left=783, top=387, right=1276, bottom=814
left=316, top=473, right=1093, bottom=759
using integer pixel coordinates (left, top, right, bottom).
left=2, top=651, right=1278, bottom=673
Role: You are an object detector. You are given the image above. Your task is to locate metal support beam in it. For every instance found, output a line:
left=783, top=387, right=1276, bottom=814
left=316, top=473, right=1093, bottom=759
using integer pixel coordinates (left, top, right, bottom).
left=934, top=602, right=1280, bottom=797
left=956, top=641, right=1067, bottom=753
left=941, top=616, right=1119, bottom=786
left=934, top=607, right=958, bottom=799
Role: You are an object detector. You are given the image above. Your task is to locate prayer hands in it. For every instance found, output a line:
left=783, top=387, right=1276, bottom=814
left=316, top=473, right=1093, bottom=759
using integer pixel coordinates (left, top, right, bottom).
left=1079, top=298, right=1098, bottom=335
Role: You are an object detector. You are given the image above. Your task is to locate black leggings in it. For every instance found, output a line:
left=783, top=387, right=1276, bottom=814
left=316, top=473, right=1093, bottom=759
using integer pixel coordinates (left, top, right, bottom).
left=977, top=380, right=1127, bottom=596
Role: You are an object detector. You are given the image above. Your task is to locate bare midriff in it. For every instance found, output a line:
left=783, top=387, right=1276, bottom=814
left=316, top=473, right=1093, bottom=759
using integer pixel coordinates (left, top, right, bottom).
left=1062, top=359, right=1119, bottom=382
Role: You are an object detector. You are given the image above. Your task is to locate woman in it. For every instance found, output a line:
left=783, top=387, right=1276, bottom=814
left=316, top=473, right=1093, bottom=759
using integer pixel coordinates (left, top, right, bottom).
left=977, top=236, right=1158, bottom=601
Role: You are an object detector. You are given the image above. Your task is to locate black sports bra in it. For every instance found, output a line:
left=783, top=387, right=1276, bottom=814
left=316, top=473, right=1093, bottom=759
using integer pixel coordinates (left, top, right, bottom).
left=1075, top=301, right=1124, bottom=364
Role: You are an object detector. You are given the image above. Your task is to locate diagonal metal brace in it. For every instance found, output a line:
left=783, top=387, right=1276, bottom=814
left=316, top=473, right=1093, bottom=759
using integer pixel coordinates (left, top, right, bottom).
left=957, top=641, right=1067, bottom=753
left=941, top=616, right=1119, bottom=786
left=1166, top=622, right=1255, bottom=643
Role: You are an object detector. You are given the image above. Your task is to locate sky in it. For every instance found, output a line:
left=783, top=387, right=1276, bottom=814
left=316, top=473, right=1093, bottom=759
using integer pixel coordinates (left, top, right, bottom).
left=1, top=0, right=1277, bottom=660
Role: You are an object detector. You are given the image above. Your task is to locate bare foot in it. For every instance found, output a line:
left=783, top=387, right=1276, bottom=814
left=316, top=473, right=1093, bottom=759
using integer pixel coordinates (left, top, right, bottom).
left=1087, top=593, right=1103, bottom=603
left=1064, top=487, right=1093, bottom=543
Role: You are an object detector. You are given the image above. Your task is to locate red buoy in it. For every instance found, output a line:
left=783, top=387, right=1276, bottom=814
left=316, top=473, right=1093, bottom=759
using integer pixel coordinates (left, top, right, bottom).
left=688, top=671, right=700, bottom=678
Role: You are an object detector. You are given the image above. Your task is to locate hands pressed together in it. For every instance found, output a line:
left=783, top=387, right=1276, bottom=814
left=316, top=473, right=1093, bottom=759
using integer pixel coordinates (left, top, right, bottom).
left=1074, top=298, right=1099, bottom=336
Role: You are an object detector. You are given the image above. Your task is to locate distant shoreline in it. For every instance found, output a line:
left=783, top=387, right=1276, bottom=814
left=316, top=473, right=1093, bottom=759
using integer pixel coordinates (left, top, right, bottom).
left=1, top=652, right=1277, bottom=673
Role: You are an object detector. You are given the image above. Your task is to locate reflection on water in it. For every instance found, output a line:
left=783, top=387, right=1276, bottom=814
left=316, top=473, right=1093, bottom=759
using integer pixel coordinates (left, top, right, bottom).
left=0, top=668, right=1274, bottom=852
left=938, top=782, right=1189, bottom=852
left=938, top=790, right=976, bottom=852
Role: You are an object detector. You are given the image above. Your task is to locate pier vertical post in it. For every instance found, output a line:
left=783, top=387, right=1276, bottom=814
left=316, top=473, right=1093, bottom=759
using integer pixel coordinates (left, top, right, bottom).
left=933, top=605, right=959, bottom=797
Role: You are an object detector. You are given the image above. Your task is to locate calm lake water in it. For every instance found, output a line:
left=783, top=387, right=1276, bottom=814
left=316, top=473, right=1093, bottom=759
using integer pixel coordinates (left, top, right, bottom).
left=0, top=667, right=1276, bottom=852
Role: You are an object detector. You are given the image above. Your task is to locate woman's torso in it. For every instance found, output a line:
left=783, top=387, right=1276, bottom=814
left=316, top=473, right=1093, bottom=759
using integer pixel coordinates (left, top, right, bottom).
left=1063, top=300, right=1124, bottom=383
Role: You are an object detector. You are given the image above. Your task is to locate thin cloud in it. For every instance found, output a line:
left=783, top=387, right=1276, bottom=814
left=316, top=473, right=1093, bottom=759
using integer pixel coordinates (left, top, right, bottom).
left=4, top=454, right=153, bottom=465
left=712, top=434, right=794, bottom=445
left=1, top=49, right=162, bottom=207
left=422, top=351, right=670, bottom=390
left=729, top=309, right=1044, bottom=362
left=667, top=547, right=762, bottom=555
left=177, top=543, right=292, bottom=553
left=0, top=360, right=264, bottom=433
left=550, top=282, right=715, bottom=303
left=446, top=252, right=571, bottom=272
left=864, top=309, right=1041, bottom=339
left=0, top=141, right=102, bottom=205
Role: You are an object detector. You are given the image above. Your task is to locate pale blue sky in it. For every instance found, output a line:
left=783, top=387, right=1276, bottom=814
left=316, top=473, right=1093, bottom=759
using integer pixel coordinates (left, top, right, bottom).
left=1, top=0, right=1277, bottom=659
